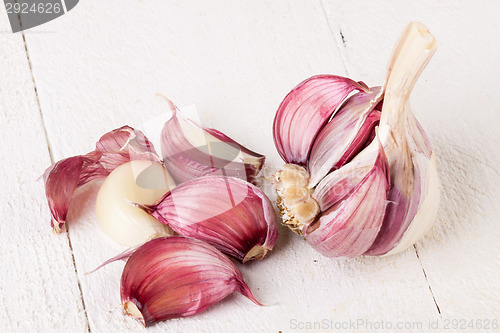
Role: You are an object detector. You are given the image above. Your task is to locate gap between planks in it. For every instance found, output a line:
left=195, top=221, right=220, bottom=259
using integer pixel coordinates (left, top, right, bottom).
left=414, top=245, right=442, bottom=317
left=20, top=29, right=92, bottom=333
left=318, top=0, right=443, bottom=318
left=319, top=0, right=350, bottom=76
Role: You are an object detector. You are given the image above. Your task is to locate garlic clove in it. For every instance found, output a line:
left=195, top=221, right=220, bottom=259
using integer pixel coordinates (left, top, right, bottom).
left=305, top=140, right=390, bottom=258
left=96, top=160, right=175, bottom=247
left=120, top=236, right=261, bottom=326
left=312, top=150, right=374, bottom=212
left=161, top=99, right=265, bottom=185
left=273, top=75, right=369, bottom=166
left=138, top=175, right=278, bottom=263
left=366, top=22, right=440, bottom=256
left=43, top=126, right=160, bottom=232
left=307, top=88, right=383, bottom=187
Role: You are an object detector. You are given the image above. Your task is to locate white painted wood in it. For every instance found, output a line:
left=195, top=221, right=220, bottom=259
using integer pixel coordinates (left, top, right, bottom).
left=1, top=0, right=496, bottom=331
left=322, top=0, right=500, bottom=321
left=0, top=13, right=88, bottom=333
left=22, top=1, right=438, bottom=331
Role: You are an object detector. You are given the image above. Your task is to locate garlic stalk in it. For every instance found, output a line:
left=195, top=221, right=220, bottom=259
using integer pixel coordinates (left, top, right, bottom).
left=161, top=99, right=265, bottom=185
left=366, top=22, right=440, bottom=256
left=272, top=22, right=440, bottom=257
left=120, top=237, right=261, bottom=326
left=137, top=175, right=278, bottom=262
left=96, top=160, right=175, bottom=246
left=43, top=126, right=160, bottom=232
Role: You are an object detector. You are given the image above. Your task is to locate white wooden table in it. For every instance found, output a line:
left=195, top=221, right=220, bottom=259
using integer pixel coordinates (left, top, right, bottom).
left=1, top=1, right=499, bottom=332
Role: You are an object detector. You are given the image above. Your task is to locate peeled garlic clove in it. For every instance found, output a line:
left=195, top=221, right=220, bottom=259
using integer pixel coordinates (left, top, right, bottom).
left=273, top=75, right=369, bottom=166
left=43, top=126, right=160, bottom=232
left=161, top=99, right=265, bottom=185
left=305, top=141, right=390, bottom=257
left=140, top=175, right=278, bottom=262
left=96, top=160, right=175, bottom=246
left=366, top=22, right=440, bottom=256
left=121, top=236, right=261, bottom=326
left=308, top=88, right=383, bottom=186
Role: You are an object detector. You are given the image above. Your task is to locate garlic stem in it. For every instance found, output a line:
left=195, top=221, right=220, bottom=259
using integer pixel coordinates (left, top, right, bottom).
left=366, top=22, right=440, bottom=255
left=379, top=22, right=438, bottom=143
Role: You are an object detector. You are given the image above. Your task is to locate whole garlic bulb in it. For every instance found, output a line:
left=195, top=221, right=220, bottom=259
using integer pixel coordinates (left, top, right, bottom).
left=273, top=22, right=440, bottom=257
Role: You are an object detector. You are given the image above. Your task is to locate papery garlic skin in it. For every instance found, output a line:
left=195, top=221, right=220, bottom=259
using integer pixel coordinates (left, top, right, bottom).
left=96, top=160, right=174, bottom=247
left=305, top=141, right=390, bottom=257
left=273, top=75, right=369, bottom=166
left=275, top=138, right=390, bottom=257
left=307, top=88, right=383, bottom=186
left=161, top=99, right=265, bottom=185
left=139, top=175, right=278, bottom=262
left=366, top=22, right=440, bottom=255
left=121, top=237, right=261, bottom=326
left=43, top=126, right=160, bottom=232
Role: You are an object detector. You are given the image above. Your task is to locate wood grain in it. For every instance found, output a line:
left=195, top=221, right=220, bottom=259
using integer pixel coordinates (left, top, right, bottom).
left=1, top=0, right=498, bottom=331
left=0, top=12, right=88, bottom=333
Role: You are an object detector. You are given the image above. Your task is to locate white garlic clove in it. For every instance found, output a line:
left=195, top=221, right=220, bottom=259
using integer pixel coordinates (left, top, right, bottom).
left=161, top=99, right=264, bottom=185
left=121, top=237, right=261, bottom=326
left=43, top=126, right=160, bottom=232
left=273, top=75, right=369, bottom=166
left=138, top=175, right=278, bottom=263
left=96, top=160, right=174, bottom=247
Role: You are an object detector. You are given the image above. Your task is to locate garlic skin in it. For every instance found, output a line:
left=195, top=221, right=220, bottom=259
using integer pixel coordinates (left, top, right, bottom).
left=273, top=75, right=369, bottom=166
left=276, top=138, right=391, bottom=257
left=138, top=175, right=278, bottom=262
left=96, top=160, right=174, bottom=247
left=308, top=88, right=383, bottom=186
left=43, top=126, right=160, bottom=232
left=272, top=22, right=440, bottom=257
left=305, top=141, right=390, bottom=257
left=120, top=236, right=261, bottom=326
left=366, top=22, right=440, bottom=256
left=161, top=99, right=265, bottom=185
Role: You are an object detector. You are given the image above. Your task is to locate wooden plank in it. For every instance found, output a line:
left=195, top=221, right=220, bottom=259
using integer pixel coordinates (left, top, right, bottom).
left=321, top=0, right=500, bottom=321
left=0, top=15, right=88, bottom=333
left=22, top=0, right=440, bottom=331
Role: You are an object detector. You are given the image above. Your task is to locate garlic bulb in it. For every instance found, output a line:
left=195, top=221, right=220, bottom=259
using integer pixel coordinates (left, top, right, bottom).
left=43, top=126, right=160, bottom=232
left=120, top=236, right=261, bottom=326
left=273, top=22, right=440, bottom=257
left=96, top=160, right=175, bottom=246
left=138, top=175, right=278, bottom=262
